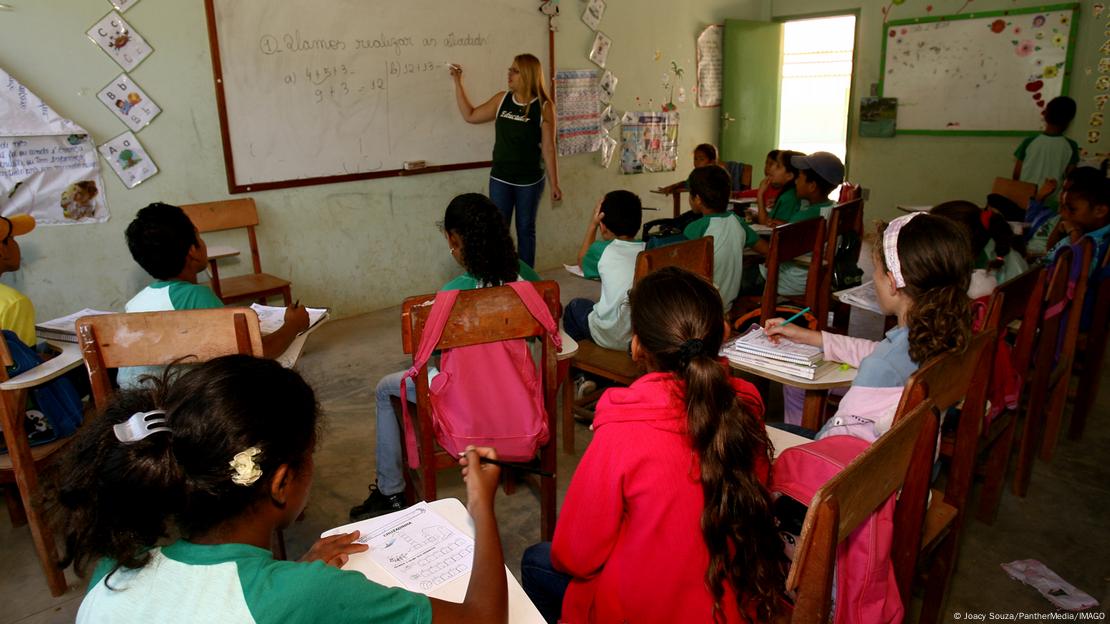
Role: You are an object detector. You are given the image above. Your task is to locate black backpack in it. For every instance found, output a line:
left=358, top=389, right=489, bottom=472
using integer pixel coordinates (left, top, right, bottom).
left=832, top=231, right=864, bottom=290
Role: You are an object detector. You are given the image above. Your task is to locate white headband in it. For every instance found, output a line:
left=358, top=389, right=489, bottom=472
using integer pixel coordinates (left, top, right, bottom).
left=882, top=213, right=920, bottom=289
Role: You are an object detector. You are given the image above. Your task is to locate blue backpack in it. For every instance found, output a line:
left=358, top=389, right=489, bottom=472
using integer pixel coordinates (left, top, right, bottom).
left=2, top=330, right=84, bottom=447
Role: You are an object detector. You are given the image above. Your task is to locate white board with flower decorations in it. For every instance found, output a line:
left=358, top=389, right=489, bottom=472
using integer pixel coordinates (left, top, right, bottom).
left=878, top=4, right=1078, bottom=134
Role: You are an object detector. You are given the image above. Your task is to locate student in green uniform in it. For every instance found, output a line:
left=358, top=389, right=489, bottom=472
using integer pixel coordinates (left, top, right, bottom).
left=789, top=151, right=844, bottom=223
left=930, top=200, right=1028, bottom=292
left=450, top=53, right=562, bottom=267
left=754, top=149, right=803, bottom=225
left=683, top=166, right=766, bottom=310
left=1014, top=96, right=1078, bottom=208
left=59, top=355, right=509, bottom=623
left=564, top=190, right=645, bottom=350
left=352, top=193, right=539, bottom=521
left=118, top=203, right=308, bottom=389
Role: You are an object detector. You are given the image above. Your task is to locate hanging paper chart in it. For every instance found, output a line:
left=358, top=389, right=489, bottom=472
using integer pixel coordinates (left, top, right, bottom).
left=878, top=4, right=1079, bottom=134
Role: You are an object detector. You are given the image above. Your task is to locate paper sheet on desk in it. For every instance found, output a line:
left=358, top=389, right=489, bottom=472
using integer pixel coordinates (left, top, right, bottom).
left=323, top=502, right=474, bottom=594
left=563, top=264, right=585, bottom=278
left=249, top=304, right=328, bottom=335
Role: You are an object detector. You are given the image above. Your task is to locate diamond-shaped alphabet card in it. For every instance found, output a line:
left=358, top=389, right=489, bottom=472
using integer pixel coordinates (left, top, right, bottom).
left=87, top=11, right=153, bottom=72
left=97, top=74, right=161, bottom=132
left=99, top=131, right=158, bottom=188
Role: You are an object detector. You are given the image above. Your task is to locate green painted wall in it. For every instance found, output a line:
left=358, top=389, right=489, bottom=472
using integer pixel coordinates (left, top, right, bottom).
left=772, top=0, right=1107, bottom=221
left=0, top=0, right=767, bottom=320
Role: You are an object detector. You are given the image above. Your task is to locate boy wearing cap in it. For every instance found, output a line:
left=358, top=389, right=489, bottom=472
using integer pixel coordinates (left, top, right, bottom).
left=790, top=151, right=845, bottom=222
left=120, top=202, right=308, bottom=388
left=0, top=214, right=37, bottom=346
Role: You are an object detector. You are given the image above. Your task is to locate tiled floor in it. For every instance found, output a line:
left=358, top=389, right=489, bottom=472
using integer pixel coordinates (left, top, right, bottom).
left=2, top=268, right=1106, bottom=622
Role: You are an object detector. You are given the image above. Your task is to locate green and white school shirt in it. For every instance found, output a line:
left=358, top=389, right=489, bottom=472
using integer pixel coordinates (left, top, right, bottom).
left=441, top=259, right=541, bottom=290
left=768, top=186, right=801, bottom=222
left=684, top=212, right=758, bottom=309
left=759, top=199, right=835, bottom=296
left=581, top=238, right=646, bottom=350
left=79, top=541, right=431, bottom=624
left=1015, top=133, right=1079, bottom=207
left=117, top=281, right=225, bottom=389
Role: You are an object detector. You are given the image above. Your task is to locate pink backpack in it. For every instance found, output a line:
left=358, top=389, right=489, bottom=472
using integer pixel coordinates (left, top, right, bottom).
left=772, top=436, right=904, bottom=624
left=401, top=281, right=561, bottom=467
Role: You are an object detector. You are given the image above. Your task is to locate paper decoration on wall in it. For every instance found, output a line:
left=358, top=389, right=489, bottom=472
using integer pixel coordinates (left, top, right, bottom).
left=1095, top=3, right=1106, bottom=18
left=619, top=112, right=679, bottom=174
left=87, top=11, right=152, bottom=72
left=860, top=97, right=898, bottom=137
left=589, top=31, right=612, bottom=68
left=662, top=61, right=684, bottom=112
left=581, top=0, right=604, bottom=31
left=696, top=25, right=723, bottom=108
left=109, top=0, right=140, bottom=11
left=553, top=69, right=601, bottom=157
left=0, top=69, right=109, bottom=224
left=99, top=131, right=157, bottom=188
left=97, top=74, right=161, bottom=132
left=599, top=70, right=618, bottom=104
left=1089, top=130, right=1102, bottom=143
left=599, top=134, right=617, bottom=168
left=1097, top=94, right=1109, bottom=111
left=599, top=105, right=619, bottom=131
left=1098, top=75, right=1110, bottom=92
left=539, top=0, right=560, bottom=32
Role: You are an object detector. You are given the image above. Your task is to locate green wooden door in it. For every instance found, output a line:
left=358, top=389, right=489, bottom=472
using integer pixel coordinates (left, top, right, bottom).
left=719, top=20, right=783, bottom=167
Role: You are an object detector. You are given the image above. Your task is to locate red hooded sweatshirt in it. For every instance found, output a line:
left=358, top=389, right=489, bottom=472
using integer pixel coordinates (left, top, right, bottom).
left=551, top=371, right=769, bottom=623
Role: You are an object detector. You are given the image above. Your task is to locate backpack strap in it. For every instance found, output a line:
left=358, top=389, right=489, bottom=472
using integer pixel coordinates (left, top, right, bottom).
left=507, top=281, right=563, bottom=351
left=401, top=289, right=460, bottom=469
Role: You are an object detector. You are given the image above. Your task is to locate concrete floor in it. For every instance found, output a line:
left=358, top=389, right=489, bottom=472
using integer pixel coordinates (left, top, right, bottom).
left=1, top=267, right=1106, bottom=623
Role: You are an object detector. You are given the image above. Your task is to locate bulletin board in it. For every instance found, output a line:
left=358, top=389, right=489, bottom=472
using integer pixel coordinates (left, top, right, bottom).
left=878, top=3, right=1079, bottom=135
left=204, top=0, right=552, bottom=193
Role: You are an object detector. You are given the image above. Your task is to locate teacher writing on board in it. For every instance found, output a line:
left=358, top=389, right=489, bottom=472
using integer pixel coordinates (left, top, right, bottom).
left=450, top=53, right=561, bottom=268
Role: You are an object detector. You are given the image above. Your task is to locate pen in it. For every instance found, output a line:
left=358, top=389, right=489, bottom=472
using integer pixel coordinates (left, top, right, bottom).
left=778, top=307, right=811, bottom=327
left=459, top=452, right=554, bottom=478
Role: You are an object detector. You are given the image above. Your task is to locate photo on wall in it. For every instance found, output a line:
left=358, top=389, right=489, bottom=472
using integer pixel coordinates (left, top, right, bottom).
left=859, top=97, right=897, bottom=138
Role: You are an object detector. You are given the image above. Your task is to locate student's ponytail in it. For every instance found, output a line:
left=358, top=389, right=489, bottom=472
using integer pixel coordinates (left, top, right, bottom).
left=57, top=356, right=320, bottom=577
left=931, top=200, right=1014, bottom=272
left=630, top=268, right=787, bottom=622
left=880, top=214, right=973, bottom=364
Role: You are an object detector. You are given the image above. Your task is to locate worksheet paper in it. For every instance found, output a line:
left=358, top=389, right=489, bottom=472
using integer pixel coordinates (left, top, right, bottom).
left=325, top=502, right=475, bottom=593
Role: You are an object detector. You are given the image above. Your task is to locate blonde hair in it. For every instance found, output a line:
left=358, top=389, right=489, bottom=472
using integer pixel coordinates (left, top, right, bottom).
left=514, top=53, right=550, bottom=117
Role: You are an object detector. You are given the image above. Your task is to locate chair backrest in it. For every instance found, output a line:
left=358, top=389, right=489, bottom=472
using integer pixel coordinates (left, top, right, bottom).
left=77, top=308, right=265, bottom=407
left=181, top=198, right=264, bottom=275
left=817, top=199, right=864, bottom=323
left=787, top=400, right=934, bottom=622
left=763, top=217, right=826, bottom=326
left=837, top=182, right=861, bottom=203
left=987, top=266, right=1047, bottom=376
left=632, top=236, right=713, bottom=283
left=990, top=177, right=1036, bottom=208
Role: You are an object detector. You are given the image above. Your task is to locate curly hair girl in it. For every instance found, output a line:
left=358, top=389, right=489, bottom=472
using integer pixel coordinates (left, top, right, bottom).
left=443, top=192, right=521, bottom=286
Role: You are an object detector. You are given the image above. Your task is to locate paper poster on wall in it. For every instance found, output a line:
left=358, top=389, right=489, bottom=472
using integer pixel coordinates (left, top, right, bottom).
left=619, top=112, right=679, bottom=174
left=554, top=69, right=601, bottom=157
left=109, top=0, right=140, bottom=12
left=600, top=105, right=619, bottom=131
left=589, top=31, right=612, bottom=68
left=97, top=74, right=161, bottom=132
left=99, top=131, right=157, bottom=188
left=0, top=69, right=109, bottom=224
left=696, top=25, right=723, bottom=108
left=599, top=134, right=617, bottom=168
left=87, top=11, right=153, bottom=72
left=581, top=0, right=605, bottom=31
left=859, top=97, right=897, bottom=137
left=599, top=70, right=618, bottom=104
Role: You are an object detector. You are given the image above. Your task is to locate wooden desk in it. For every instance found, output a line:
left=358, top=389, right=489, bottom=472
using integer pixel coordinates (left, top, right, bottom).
left=729, top=359, right=856, bottom=430
left=649, top=188, right=685, bottom=218
left=207, top=245, right=240, bottom=261
left=329, top=498, right=544, bottom=623
left=2, top=341, right=83, bottom=391
left=768, top=426, right=811, bottom=458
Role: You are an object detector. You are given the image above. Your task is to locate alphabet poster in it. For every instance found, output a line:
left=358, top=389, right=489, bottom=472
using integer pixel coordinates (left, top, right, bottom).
left=87, top=11, right=153, bottom=72
left=99, top=131, right=157, bottom=188
left=97, top=74, right=161, bottom=132
left=0, top=69, right=109, bottom=224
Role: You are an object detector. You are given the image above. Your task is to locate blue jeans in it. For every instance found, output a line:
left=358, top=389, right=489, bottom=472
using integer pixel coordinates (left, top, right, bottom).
left=489, top=176, right=545, bottom=268
left=375, top=370, right=417, bottom=497
left=563, top=298, right=595, bottom=342
left=521, top=542, right=571, bottom=624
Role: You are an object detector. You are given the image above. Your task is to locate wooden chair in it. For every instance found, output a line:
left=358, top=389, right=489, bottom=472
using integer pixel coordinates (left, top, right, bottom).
left=837, top=182, right=862, bottom=203
left=890, top=329, right=996, bottom=624
left=1066, top=245, right=1110, bottom=441
left=731, top=216, right=826, bottom=330
left=816, top=199, right=864, bottom=333
left=0, top=339, right=87, bottom=596
left=963, top=267, right=1046, bottom=524
left=656, top=163, right=752, bottom=217
left=180, top=198, right=293, bottom=306
left=991, top=177, right=1037, bottom=210
left=397, top=281, right=561, bottom=540
left=562, top=237, right=713, bottom=453
left=786, top=400, right=934, bottom=623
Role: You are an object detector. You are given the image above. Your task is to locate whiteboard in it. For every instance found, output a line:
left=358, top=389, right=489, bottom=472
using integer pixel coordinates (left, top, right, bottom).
left=878, top=4, right=1078, bottom=134
left=204, top=0, right=550, bottom=192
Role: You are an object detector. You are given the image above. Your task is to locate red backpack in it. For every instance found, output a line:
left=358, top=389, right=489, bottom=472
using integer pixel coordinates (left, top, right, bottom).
left=401, top=281, right=561, bottom=466
left=772, top=435, right=904, bottom=624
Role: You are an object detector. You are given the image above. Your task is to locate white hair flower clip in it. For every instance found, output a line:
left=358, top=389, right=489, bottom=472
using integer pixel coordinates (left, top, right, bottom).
left=229, top=447, right=263, bottom=486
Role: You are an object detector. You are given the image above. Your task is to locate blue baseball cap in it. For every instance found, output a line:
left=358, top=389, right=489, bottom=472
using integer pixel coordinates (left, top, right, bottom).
left=791, top=152, right=845, bottom=187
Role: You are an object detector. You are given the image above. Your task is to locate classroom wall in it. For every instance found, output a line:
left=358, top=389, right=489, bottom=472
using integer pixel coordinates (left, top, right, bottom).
left=0, top=0, right=768, bottom=321
left=771, top=0, right=1108, bottom=220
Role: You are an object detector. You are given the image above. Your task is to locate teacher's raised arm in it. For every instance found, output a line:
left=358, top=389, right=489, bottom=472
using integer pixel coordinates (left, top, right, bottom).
left=448, top=54, right=561, bottom=268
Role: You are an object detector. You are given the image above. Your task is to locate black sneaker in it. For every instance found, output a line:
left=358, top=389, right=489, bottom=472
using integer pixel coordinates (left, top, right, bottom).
left=349, top=484, right=406, bottom=521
